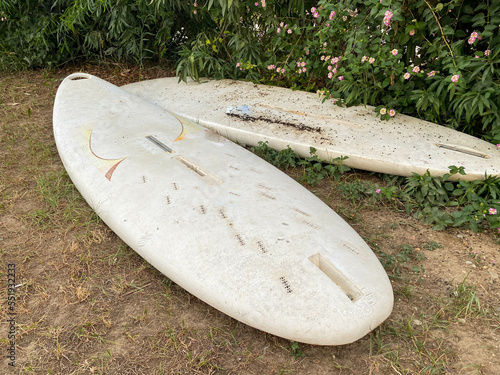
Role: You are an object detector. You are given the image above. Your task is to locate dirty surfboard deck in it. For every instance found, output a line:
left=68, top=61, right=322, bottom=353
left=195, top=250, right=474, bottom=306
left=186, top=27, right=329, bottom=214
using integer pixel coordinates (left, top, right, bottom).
left=53, top=73, right=394, bottom=345
left=123, top=77, right=500, bottom=181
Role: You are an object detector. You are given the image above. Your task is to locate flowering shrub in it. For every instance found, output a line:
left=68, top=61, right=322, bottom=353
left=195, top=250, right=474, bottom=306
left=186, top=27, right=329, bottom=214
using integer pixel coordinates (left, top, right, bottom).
left=176, top=0, right=500, bottom=143
left=2, top=0, right=499, bottom=143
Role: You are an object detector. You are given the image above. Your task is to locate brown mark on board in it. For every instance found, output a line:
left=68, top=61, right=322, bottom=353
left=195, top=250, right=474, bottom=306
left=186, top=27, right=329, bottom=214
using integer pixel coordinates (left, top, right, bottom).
left=226, top=112, right=322, bottom=134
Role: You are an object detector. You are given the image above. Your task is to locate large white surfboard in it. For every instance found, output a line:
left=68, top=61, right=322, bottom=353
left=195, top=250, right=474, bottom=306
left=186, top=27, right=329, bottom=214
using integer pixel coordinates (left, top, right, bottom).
left=122, top=78, right=500, bottom=181
left=53, top=73, right=393, bottom=345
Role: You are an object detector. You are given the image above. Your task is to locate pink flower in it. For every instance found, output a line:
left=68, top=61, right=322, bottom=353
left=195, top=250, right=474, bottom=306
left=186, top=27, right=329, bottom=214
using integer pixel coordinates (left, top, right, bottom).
left=236, top=62, right=241, bottom=67
left=194, top=2, right=198, bottom=6
left=287, top=29, right=292, bottom=34
left=329, top=11, right=336, bottom=20
left=361, top=56, right=368, bottom=62
left=412, top=66, right=420, bottom=73
left=261, top=0, right=266, bottom=7
left=369, top=57, right=375, bottom=64
left=193, top=10, right=197, bottom=14
left=338, top=76, right=344, bottom=81
left=485, top=49, right=491, bottom=56
left=468, top=32, right=481, bottom=44
left=255, top=2, right=258, bottom=5
left=380, top=108, right=387, bottom=115
left=391, top=49, right=399, bottom=56
left=328, top=65, right=333, bottom=71
left=427, top=71, right=436, bottom=77
left=409, top=29, right=415, bottom=36
left=277, top=28, right=281, bottom=33
left=280, top=68, right=285, bottom=74
left=328, top=72, right=333, bottom=79
left=389, top=109, right=396, bottom=117
left=451, top=74, right=460, bottom=83
left=311, top=7, right=316, bottom=13
left=376, top=189, right=381, bottom=194
left=383, top=11, right=393, bottom=27
left=489, top=208, right=497, bottom=215
left=404, top=72, right=411, bottom=80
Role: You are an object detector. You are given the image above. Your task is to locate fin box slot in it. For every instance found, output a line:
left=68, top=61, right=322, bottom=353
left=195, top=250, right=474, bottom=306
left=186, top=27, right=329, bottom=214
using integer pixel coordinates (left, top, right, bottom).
left=146, top=135, right=173, bottom=153
left=308, top=253, right=363, bottom=302
left=173, top=156, right=223, bottom=185
left=436, top=143, right=489, bottom=159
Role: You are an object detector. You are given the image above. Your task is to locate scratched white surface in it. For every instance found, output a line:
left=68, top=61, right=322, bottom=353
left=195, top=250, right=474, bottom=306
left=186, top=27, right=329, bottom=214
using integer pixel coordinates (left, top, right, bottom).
left=54, top=73, right=393, bottom=345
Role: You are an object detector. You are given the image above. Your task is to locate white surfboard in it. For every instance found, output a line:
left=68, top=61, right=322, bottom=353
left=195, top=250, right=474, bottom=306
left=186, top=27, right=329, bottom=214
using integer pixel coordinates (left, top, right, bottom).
left=53, top=73, right=393, bottom=345
left=122, top=78, right=500, bottom=181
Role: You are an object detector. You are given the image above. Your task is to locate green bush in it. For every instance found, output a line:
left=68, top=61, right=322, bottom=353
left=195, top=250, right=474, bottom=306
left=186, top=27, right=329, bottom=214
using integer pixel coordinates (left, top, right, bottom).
left=0, top=0, right=195, bottom=69
left=176, top=0, right=500, bottom=143
left=371, top=167, right=500, bottom=232
left=175, top=0, right=316, bottom=81
left=2, top=0, right=499, bottom=142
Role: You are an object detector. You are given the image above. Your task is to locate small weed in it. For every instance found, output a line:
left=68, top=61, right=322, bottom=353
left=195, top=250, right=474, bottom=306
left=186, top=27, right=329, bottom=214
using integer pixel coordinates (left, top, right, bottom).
left=298, top=148, right=350, bottom=186
left=251, top=142, right=350, bottom=186
left=450, top=274, right=483, bottom=319
left=338, top=179, right=376, bottom=203
left=251, top=141, right=300, bottom=169
left=423, top=241, right=443, bottom=251
left=277, top=367, right=294, bottom=375
left=289, top=341, right=305, bottom=359
left=377, top=245, right=425, bottom=279
left=35, top=170, right=78, bottom=209
left=397, top=285, right=417, bottom=300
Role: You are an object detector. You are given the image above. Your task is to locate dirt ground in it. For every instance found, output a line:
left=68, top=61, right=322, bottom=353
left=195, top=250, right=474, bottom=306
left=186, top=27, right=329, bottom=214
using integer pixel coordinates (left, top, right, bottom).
left=1, top=64, right=499, bottom=374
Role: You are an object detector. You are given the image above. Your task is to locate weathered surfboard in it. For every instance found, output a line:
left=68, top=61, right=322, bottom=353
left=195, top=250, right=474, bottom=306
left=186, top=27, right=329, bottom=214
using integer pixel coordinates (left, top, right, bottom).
left=53, top=73, right=394, bottom=345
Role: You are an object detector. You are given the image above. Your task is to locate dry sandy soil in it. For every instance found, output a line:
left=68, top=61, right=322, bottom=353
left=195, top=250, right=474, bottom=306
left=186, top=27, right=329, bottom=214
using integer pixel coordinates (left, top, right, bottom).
left=1, top=64, right=499, bottom=374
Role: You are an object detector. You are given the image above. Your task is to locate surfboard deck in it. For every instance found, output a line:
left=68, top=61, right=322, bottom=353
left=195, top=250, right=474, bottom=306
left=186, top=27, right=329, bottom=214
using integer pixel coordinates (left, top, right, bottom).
left=122, top=77, right=500, bottom=181
left=53, top=73, right=393, bottom=345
